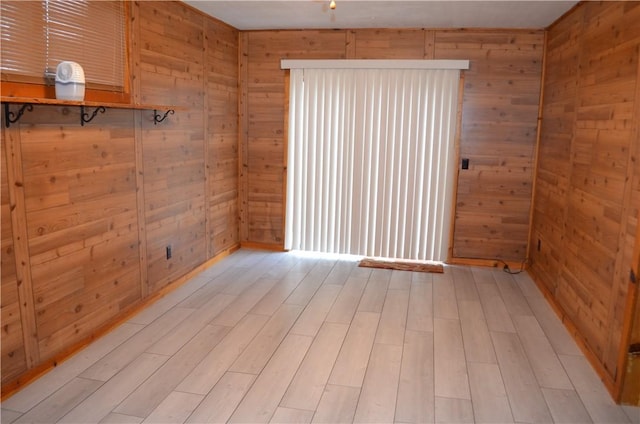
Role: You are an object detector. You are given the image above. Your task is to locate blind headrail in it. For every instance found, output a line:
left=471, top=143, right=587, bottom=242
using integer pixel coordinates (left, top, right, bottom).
left=281, top=59, right=470, bottom=70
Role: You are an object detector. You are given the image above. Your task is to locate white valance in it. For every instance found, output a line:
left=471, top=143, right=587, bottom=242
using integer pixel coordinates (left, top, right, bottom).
left=280, top=59, right=469, bottom=70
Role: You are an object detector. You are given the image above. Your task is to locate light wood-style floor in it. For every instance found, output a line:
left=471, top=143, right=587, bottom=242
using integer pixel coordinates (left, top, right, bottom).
left=2, top=249, right=639, bottom=424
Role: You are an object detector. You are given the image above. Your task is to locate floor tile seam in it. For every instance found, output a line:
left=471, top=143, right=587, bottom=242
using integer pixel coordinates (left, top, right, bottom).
left=143, top=321, right=229, bottom=358
left=555, top=353, right=614, bottom=424
left=468, top=270, right=523, bottom=424
left=362, top=341, right=403, bottom=422
left=324, top=311, right=381, bottom=389
left=147, top=306, right=236, bottom=356
left=293, top=281, right=343, bottom=325
left=486, top=274, right=551, bottom=369
left=450, top=286, right=476, bottom=420
left=391, top=315, right=422, bottom=424
left=194, top=312, right=271, bottom=380
left=5, top=377, right=106, bottom=423
left=79, top=307, right=195, bottom=384
left=246, top=334, right=314, bottom=423
left=214, top=280, right=288, bottom=327
left=518, top=277, right=585, bottom=358
left=253, top=271, right=310, bottom=313
left=277, top=404, right=316, bottom=414
left=473, top=286, right=518, bottom=333
left=111, top=324, right=236, bottom=419
left=189, top=367, right=257, bottom=421
left=507, top=294, right=585, bottom=407
left=279, top=322, right=348, bottom=411
left=177, top=266, right=245, bottom=306
left=272, top=362, right=318, bottom=421
left=102, top=352, right=188, bottom=419
left=61, top=353, right=170, bottom=422
left=3, top=332, right=133, bottom=413
left=228, top=305, right=304, bottom=375
left=283, top=269, right=330, bottom=307
left=489, top=328, right=555, bottom=422
left=325, top=277, right=370, bottom=325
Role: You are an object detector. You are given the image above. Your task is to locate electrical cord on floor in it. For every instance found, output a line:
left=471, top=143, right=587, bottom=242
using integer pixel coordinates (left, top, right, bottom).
left=496, top=258, right=530, bottom=275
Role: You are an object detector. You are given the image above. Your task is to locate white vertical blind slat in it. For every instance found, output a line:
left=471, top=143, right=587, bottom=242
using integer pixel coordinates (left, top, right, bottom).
left=285, top=67, right=460, bottom=261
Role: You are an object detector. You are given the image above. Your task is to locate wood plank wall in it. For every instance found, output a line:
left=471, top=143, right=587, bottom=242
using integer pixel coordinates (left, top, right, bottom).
left=621, top=211, right=640, bottom=404
left=20, top=108, right=140, bottom=360
left=138, top=2, right=208, bottom=292
left=1, top=133, right=26, bottom=383
left=240, top=28, right=544, bottom=261
left=206, top=19, right=240, bottom=256
left=0, top=1, right=239, bottom=388
left=529, top=1, right=640, bottom=392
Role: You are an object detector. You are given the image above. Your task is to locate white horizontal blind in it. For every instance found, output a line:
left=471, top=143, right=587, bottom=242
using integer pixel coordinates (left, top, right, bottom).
left=0, top=1, right=46, bottom=79
left=285, top=67, right=460, bottom=261
left=46, top=0, right=125, bottom=88
left=0, top=0, right=125, bottom=89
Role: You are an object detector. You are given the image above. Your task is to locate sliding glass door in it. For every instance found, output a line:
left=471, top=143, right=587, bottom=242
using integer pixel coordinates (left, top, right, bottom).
left=285, top=65, right=461, bottom=261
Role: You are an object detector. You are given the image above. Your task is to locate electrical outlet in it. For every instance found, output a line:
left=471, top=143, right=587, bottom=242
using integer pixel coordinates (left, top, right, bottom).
left=166, top=245, right=172, bottom=259
left=461, top=158, right=469, bottom=170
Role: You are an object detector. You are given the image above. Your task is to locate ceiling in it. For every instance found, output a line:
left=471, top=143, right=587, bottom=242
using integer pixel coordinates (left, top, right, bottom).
left=183, top=0, right=579, bottom=30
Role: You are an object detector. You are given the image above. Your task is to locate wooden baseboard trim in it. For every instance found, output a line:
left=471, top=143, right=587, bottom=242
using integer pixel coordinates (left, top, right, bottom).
left=527, top=270, right=618, bottom=400
left=447, top=256, right=526, bottom=271
left=449, top=256, right=619, bottom=398
left=240, top=241, right=285, bottom=251
left=0, top=243, right=240, bottom=400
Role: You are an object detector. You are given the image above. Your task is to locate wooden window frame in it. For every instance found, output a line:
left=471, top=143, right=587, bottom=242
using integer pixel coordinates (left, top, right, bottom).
left=0, top=1, right=132, bottom=104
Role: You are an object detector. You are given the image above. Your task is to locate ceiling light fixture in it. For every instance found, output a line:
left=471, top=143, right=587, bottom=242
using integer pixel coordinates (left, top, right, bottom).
left=329, top=0, right=336, bottom=10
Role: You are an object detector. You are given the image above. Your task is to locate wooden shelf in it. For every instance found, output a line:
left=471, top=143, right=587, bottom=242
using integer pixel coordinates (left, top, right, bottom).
left=1, top=96, right=181, bottom=127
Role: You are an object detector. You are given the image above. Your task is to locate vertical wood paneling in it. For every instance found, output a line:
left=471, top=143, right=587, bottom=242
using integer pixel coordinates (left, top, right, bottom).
left=436, top=30, right=544, bottom=261
left=19, top=107, right=141, bottom=361
left=3, top=114, right=40, bottom=371
left=531, top=7, right=582, bottom=296
left=424, top=30, right=435, bottom=59
left=239, top=32, right=249, bottom=243
left=345, top=30, right=356, bottom=59
left=620, top=10, right=640, bottom=401
left=601, top=2, right=640, bottom=387
left=138, top=1, right=207, bottom=292
left=621, top=277, right=640, bottom=403
left=1, top=124, right=27, bottom=383
left=530, top=1, right=640, bottom=390
left=352, top=29, right=425, bottom=59
left=203, top=15, right=211, bottom=261
left=130, top=2, right=149, bottom=299
left=206, top=19, right=239, bottom=256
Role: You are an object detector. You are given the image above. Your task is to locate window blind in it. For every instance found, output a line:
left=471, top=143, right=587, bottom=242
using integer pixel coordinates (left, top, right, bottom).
left=1, top=0, right=126, bottom=90
left=0, top=1, right=46, bottom=81
left=285, top=67, right=461, bottom=261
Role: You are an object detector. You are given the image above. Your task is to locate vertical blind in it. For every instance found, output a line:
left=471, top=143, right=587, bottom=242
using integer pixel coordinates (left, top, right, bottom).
left=1, top=0, right=125, bottom=89
left=285, top=67, right=461, bottom=261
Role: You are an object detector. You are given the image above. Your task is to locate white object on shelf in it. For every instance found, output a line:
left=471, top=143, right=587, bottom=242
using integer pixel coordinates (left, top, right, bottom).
left=55, top=61, right=86, bottom=101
